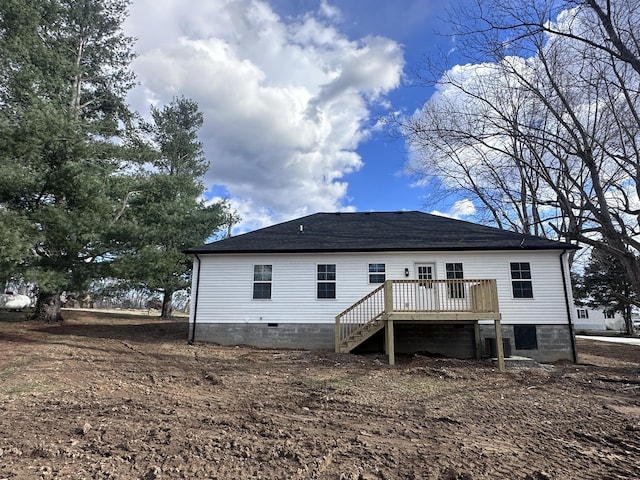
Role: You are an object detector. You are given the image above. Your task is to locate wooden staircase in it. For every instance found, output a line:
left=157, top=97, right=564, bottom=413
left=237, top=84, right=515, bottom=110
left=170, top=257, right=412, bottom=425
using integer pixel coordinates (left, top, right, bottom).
left=334, top=283, right=386, bottom=354
left=336, top=313, right=386, bottom=353
left=335, top=279, right=505, bottom=369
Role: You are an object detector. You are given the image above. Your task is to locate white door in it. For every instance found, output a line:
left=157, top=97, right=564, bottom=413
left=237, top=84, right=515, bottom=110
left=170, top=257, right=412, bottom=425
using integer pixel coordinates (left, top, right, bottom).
left=415, top=263, right=437, bottom=310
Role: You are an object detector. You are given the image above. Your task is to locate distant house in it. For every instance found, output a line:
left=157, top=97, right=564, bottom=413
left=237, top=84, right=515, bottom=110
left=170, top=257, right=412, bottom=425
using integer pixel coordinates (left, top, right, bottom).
left=186, top=211, right=579, bottom=364
left=574, top=306, right=625, bottom=331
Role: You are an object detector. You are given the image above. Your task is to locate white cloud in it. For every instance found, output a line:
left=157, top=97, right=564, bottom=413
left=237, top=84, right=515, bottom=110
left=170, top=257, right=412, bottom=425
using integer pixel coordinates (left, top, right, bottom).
left=124, top=0, right=403, bottom=230
left=430, top=199, right=476, bottom=219
left=319, top=0, right=342, bottom=21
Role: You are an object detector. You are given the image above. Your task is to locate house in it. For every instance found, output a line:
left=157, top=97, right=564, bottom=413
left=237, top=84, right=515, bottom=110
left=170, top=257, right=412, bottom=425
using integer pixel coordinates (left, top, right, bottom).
left=186, top=211, right=579, bottom=365
left=573, top=306, right=625, bottom=331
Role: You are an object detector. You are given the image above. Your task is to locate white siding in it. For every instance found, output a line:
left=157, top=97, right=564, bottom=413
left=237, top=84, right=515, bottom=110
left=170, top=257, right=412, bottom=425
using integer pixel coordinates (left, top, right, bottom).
left=192, top=249, right=572, bottom=327
left=469, top=250, right=569, bottom=325
left=573, top=307, right=625, bottom=331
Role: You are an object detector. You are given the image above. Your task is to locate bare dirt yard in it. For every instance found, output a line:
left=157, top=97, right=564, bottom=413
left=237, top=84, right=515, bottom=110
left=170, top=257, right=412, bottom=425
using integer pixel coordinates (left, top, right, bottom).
left=1, top=310, right=639, bottom=480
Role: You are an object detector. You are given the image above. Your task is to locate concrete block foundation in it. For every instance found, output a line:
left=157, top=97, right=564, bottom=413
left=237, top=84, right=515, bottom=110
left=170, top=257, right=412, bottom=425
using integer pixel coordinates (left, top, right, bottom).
left=479, top=324, right=574, bottom=363
left=191, top=322, right=575, bottom=363
left=190, top=322, right=335, bottom=350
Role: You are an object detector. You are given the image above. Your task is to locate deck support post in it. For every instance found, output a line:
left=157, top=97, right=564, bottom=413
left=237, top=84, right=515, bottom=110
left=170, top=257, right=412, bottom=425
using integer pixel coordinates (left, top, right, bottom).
left=383, top=280, right=393, bottom=314
left=336, top=279, right=502, bottom=365
left=386, top=319, right=395, bottom=366
left=474, top=321, right=482, bottom=360
left=494, top=317, right=505, bottom=372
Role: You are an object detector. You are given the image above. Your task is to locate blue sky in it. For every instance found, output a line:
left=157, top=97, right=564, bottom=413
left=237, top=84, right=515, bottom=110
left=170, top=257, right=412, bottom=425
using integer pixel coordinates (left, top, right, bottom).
left=124, top=0, right=465, bottom=232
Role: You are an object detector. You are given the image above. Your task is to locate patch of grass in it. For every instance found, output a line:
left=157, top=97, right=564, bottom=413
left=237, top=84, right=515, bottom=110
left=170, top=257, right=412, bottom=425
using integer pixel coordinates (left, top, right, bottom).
left=0, top=309, right=32, bottom=323
left=384, top=378, right=443, bottom=396
left=0, top=354, right=36, bottom=380
left=0, top=365, right=18, bottom=382
left=0, top=375, right=52, bottom=397
left=3, top=385, right=32, bottom=396
left=462, top=391, right=476, bottom=400
left=358, top=375, right=460, bottom=402
left=0, top=357, right=49, bottom=397
left=301, top=376, right=352, bottom=390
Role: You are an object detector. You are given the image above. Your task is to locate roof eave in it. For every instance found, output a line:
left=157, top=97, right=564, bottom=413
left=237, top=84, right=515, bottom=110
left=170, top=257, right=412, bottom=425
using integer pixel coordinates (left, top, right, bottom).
left=185, top=244, right=579, bottom=255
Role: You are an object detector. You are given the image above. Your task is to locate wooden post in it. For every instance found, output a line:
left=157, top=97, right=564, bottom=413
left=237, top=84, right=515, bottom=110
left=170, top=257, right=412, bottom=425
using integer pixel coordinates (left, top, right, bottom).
left=386, top=319, right=395, bottom=366
left=494, top=317, right=505, bottom=372
left=490, top=280, right=499, bottom=313
left=383, top=280, right=393, bottom=314
left=383, top=280, right=395, bottom=365
left=474, top=321, right=482, bottom=360
left=335, top=315, right=341, bottom=353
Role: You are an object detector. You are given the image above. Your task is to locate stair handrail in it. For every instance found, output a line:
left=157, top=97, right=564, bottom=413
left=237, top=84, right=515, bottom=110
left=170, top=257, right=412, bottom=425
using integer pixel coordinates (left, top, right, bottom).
left=335, top=283, right=385, bottom=350
left=335, top=279, right=500, bottom=352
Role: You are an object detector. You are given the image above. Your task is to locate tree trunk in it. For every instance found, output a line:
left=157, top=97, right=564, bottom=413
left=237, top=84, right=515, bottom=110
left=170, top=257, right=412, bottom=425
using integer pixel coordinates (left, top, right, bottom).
left=32, top=293, right=63, bottom=322
left=161, top=290, right=173, bottom=319
left=624, top=304, right=634, bottom=336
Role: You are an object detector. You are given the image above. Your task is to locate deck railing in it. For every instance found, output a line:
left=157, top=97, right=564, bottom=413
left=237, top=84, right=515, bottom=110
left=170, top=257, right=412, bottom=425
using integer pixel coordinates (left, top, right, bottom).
left=335, top=279, right=499, bottom=350
left=385, top=279, right=499, bottom=313
left=335, top=283, right=386, bottom=345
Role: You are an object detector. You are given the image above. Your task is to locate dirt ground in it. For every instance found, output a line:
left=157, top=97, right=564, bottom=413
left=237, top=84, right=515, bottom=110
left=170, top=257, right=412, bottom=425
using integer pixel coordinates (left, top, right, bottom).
left=1, top=310, right=639, bottom=480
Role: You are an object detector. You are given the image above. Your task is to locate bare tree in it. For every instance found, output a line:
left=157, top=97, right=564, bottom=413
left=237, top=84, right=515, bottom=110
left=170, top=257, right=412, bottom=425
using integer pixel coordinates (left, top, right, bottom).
left=403, top=60, right=575, bottom=239
left=401, top=0, right=640, bottom=295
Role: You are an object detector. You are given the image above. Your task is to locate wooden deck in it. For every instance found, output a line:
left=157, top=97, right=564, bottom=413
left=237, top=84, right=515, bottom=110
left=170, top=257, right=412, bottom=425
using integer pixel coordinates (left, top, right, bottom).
left=335, top=279, right=505, bottom=370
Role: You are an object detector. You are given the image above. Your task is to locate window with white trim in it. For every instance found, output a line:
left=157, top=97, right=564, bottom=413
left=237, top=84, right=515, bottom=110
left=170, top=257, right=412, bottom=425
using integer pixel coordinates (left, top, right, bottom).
left=252, top=265, right=272, bottom=299
left=510, top=262, right=533, bottom=298
left=577, top=309, right=588, bottom=319
left=604, top=310, right=615, bottom=319
left=445, top=263, right=464, bottom=298
left=317, top=264, right=336, bottom=299
left=368, top=263, right=385, bottom=283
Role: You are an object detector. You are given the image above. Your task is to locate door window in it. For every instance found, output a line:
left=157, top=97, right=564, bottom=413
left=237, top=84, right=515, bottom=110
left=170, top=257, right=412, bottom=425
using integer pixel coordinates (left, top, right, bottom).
left=417, top=264, right=433, bottom=288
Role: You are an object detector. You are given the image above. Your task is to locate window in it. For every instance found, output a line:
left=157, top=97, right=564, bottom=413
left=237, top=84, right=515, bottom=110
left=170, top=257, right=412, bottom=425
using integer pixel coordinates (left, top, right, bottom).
left=445, top=263, right=465, bottom=298
left=368, top=263, right=385, bottom=283
left=417, top=264, right=434, bottom=288
left=577, top=309, right=589, bottom=319
left=604, top=310, right=615, bottom=319
left=510, top=262, right=533, bottom=298
left=514, top=325, right=538, bottom=350
left=317, top=264, right=336, bottom=299
left=252, top=265, right=272, bottom=299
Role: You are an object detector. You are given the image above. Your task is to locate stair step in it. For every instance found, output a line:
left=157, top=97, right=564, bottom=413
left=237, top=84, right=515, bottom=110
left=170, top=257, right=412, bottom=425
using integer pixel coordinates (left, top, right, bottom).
left=339, top=315, right=388, bottom=353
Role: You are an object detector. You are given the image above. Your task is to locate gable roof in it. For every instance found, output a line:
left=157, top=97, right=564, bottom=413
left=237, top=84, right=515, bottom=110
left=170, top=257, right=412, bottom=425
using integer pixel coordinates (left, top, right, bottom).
left=186, top=211, right=578, bottom=254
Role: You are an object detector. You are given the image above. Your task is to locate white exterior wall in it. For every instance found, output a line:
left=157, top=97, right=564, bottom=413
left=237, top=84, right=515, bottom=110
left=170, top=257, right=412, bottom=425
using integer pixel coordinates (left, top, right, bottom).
left=191, top=249, right=572, bottom=327
left=573, top=307, right=625, bottom=331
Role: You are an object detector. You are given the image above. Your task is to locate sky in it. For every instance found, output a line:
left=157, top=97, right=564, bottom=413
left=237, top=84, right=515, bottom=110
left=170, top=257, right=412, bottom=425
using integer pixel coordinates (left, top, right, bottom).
left=123, top=0, right=467, bottom=232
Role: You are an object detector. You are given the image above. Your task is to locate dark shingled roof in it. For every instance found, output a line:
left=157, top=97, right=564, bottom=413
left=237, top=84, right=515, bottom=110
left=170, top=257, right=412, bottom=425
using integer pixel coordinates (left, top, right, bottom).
left=186, top=211, right=577, bottom=254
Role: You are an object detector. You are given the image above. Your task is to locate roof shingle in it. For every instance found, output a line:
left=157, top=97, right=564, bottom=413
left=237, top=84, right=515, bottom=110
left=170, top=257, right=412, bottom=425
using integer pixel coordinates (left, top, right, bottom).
left=186, top=211, right=577, bottom=254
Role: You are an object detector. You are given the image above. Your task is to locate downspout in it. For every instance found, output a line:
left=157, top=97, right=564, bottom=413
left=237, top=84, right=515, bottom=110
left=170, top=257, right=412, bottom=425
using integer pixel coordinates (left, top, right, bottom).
left=559, top=249, right=578, bottom=363
left=189, top=253, right=202, bottom=345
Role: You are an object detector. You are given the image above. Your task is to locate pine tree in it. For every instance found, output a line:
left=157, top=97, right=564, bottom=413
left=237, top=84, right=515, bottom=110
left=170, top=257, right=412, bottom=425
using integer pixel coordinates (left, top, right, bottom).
left=110, top=97, right=236, bottom=319
left=574, top=249, right=638, bottom=335
left=0, top=0, right=138, bottom=321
